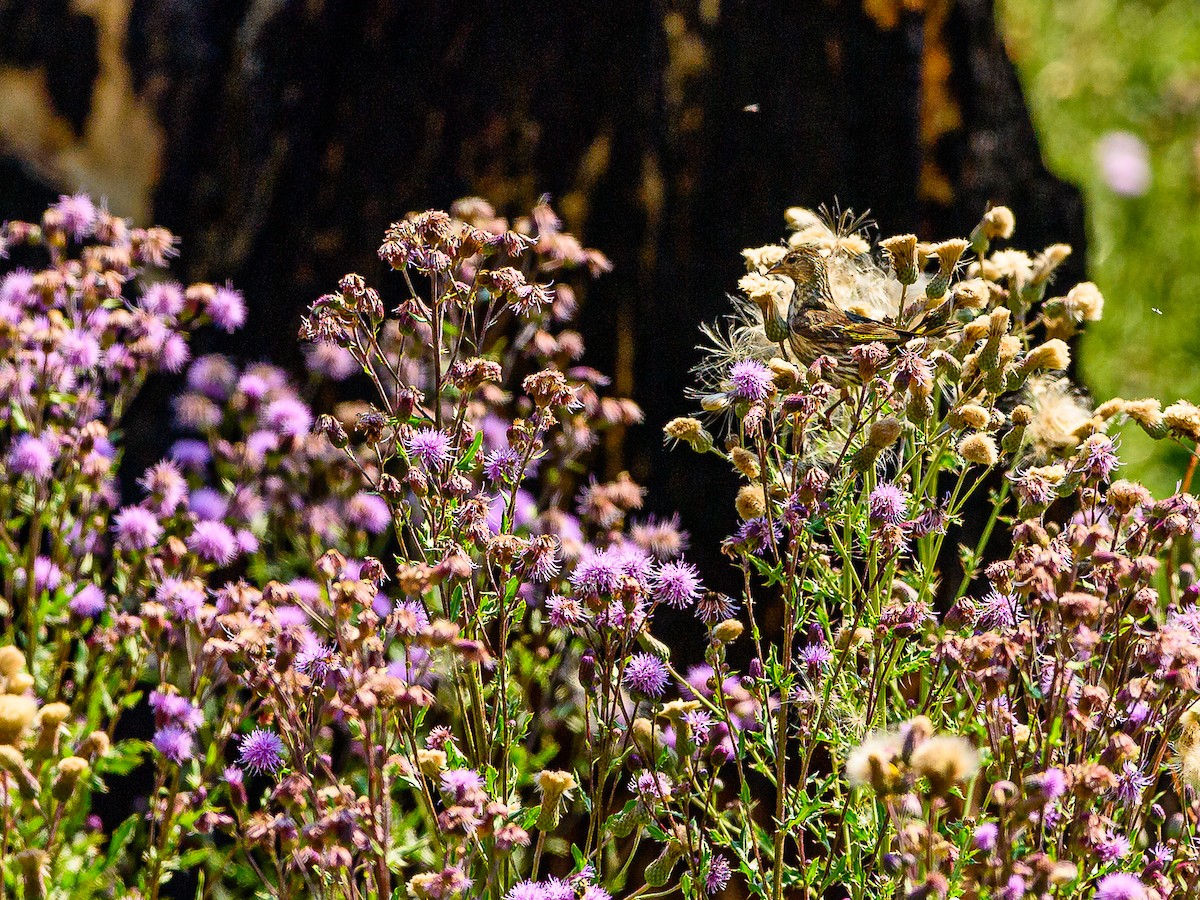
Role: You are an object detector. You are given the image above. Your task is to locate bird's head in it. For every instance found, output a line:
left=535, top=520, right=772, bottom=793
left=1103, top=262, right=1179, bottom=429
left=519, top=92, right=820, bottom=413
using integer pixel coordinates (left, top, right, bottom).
left=767, top=243, right=829, bottom=282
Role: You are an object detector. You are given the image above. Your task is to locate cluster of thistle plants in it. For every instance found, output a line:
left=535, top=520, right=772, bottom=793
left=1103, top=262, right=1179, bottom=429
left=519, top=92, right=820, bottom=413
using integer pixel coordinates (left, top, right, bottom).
left=3, top=191, right=1200, bottom=900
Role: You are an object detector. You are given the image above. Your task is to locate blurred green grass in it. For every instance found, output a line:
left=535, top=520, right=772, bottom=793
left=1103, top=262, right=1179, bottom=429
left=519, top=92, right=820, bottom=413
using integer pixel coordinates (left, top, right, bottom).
left=1000, top=0, right=1200, bottom=495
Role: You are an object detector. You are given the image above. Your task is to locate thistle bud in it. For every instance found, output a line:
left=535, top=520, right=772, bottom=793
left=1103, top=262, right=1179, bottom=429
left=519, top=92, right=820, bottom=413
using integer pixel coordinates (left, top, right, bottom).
left=16, top=849, right=48, bottom=900
left=713, top=619, right=744, bottom=645
left=1031, top=243, right=1071, bottom=286
left=1019, top=339, right=1070, bottom=375
left=316, top=413, right=349, bottom=448
left=949, top=404, right=990, bottom=431
left=881, top=234, right=919, bottom=286
left=534, top=769, right=576, bottom=831
left=52, top=756, right=89, bottom=801
left=644, top=828, right=687, bottom=887
left=1124, top=398, right=1167, bottom=440
left=664, top=417, right=713, bottom=453
left=417, top=749, right=447, bottom=777
left=0, top=694, right=38, bottom=745
left=35, top=702, right=70, bottom=754
left=735, top=485, right=766, bottom=520
left=926, top=239, right=969, bottom=300
left=958, top=433, right=999, bottom=467
left=0, top=646, right=25, bottom=678
left=970, top=206, right=1015, bottom=254
left=80, top=730, right=110, bottom=760
left=730, top=446, right=760, bottom=480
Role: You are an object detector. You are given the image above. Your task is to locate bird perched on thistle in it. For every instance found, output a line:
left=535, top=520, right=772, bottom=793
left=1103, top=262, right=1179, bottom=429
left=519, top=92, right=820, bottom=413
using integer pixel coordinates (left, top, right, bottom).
left=765, top=243, right=955, bottom=386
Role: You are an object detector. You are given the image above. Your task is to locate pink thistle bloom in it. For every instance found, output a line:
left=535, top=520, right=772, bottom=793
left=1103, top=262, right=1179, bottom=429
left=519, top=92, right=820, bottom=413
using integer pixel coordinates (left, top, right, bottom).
left=624, top=652, right=669, bottom=697
left=69, top=584, right=106, bottom=618
left=207, top=284, right=246, bottom=331
left=54, top=193, right=97, bottom=240
left=652, top=560, right=703, bottom=609
left=345, top=492, right=391, bottom=534
left=868, top=483, right=908, bottom=524
left=187, top=520, right=238, bottom=565
left=1095, top=873, right=1147, bottom=900
left=8, top=434, right=54, bottom=480
left=304, top=342, right=357, bottom=380
left=238, top=729, right=286, bottom=775
left=406, top=428, right=453, bottom=469
left=705, top=854, right=732, bottom=894
left=113, top=506, right=163, bottom=551
left=728, top=359, right=773, bottom=401
left=262, top=397, right=313, bottom=437
left=153, top=725, right=194, bottom=764
left=140, top=282, right=186, bottom=317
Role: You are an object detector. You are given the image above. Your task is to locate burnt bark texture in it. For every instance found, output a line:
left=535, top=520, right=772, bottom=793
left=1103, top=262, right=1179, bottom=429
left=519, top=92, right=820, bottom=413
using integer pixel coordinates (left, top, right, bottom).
left=1, top=0, right=1083, bottom=591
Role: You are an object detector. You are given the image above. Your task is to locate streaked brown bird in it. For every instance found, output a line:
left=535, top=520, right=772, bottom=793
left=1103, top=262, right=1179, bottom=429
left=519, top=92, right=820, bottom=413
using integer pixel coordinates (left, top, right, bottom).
left=766, top=244, right=950, bottom=386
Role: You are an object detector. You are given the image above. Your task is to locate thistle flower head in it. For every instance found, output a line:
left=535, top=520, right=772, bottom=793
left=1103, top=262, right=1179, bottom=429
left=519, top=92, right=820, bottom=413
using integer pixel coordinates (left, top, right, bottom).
left=624, top=653, right=669, bottom=698
left=238, top=729, right=286, bottom=775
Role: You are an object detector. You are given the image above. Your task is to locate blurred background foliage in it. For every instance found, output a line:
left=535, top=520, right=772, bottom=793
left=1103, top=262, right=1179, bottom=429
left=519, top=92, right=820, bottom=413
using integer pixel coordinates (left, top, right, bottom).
left=1001, top=0, right=1200, bottom=494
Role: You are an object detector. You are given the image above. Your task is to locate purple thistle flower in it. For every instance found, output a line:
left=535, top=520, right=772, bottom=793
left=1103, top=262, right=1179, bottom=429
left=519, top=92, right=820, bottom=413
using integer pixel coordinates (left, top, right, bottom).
left=345, top=492, right=391, bottom=534
left=113, top=506, right=163, bottom=551
left=798, top=642, right=832, bottom=672
left=153, top=725, right=194, bottom=764
left=977, top=589, right=1023, bottom=631
left=972, top=822, right=998, bottom=852
left=8, top=434, right=54, bottom=480
left=149, top=690, right=204, bottom=731
left=1095, top=829, right=1132, bottom=862
left=68, top=584, right=106, bottom=618
left=55, top=193, right=97, bottom=240
left=303, top=342, right=357, bottom=380
left=546, top=595, right=588, bottom=629
left=186, top=355, right=238, bottom=400
left=570, top=546, right=623, bottom=596
left=483, top=447, right=523, bottom=484
left=868, top=483, right=908, bottom=525
left=728, top=516, right=782, bottom=555
left=156, top=577, right=206, bottom=620
left=695, top=591, right=739, bottom=625
left=262, top=397, right=313, bottom=437
left=207, top=284, right=247, bottom=332
left=140, top=460, right=188, bottom=515
left=505, top=883, right=548, bottom=900
left=440, top=768, right=486, bottom=803
left=1095, top=873, right=1148, bottom=900
left=0, top=269, right=36, bottom=308
left=623, top=653, right=669, bottom=697
left=1030, top=767, right=1067, bottom=801
left=187, top=520, right=238, bottom=565
left=188, top=487, right=228, bottom=522
left=728, top=359, right=774, bottom=401
left=1115, top=761, right=1153, bottom=805
left=705, top=854, right=732, bottom=894
left=652, top=560, right=703, bottom=609
left=140, top=282, right=186, bottom=317
left=406, top=428, right=454, bottom=469
left=631, top=513, right=689, bottom=560
left=169, top=439, right=211, bottom=470
left=630, top=771, right=673, bottom=806
left=239, top=729, right=286, bottom=775
left=581, top=888, right=612, bottom=900
left=295, top=642, right=344, bottom=686
left=32, top=557, right=62, bottom=593
left=1080, top=434, right=1120, bottom=481
left=998, top=875, right=1025, bottom=900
